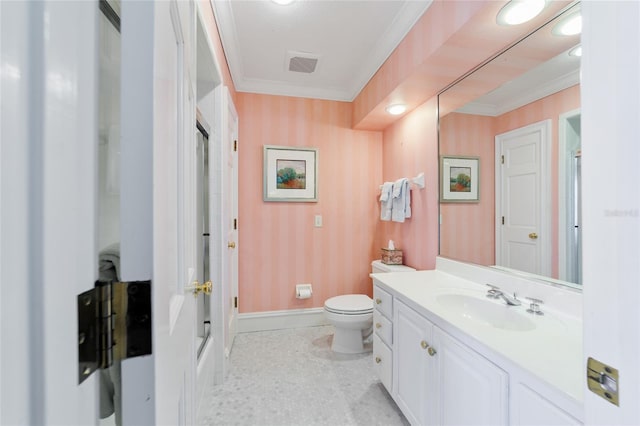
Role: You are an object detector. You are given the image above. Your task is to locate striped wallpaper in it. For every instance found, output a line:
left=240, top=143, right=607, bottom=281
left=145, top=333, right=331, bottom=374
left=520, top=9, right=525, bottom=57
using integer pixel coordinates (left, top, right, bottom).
left=379, top=98, right=440, bottom=271
left=237, top=94, right=383, bottom=313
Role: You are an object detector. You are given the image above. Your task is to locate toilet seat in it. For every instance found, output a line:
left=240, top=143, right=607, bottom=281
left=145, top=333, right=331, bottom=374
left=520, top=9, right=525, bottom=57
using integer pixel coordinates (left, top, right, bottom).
left=324, top=294, right=373, bottom=315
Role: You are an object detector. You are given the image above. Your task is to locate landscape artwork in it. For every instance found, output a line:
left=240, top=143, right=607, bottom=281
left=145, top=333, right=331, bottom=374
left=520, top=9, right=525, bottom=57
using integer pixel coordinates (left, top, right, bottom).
left=449, top=167, right=471, bottom=192
left=276, top=159, right=307, bottom=189
left=264, top=145, right=318, bottom=202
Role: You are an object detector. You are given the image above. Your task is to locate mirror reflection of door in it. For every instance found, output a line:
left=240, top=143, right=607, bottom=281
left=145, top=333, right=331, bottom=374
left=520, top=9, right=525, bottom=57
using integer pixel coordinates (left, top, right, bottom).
left=495, top=120, right=551, bottom=277
left=196, top=122, right=211, bottom=358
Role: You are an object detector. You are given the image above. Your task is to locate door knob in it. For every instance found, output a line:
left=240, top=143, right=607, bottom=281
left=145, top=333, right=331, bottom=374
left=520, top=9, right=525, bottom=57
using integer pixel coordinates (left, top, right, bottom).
left=186, top=280, right=212, bottom=296
left=528, top=232, right=538, bottom=239
left=228, top=242, right=236, bottom=249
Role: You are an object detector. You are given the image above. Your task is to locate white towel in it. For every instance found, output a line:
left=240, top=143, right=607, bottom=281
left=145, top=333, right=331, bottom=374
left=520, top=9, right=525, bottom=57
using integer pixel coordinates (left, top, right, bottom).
left=391, top=178, right=411, bottom=222
left=379, top=182, right=394, bottom=221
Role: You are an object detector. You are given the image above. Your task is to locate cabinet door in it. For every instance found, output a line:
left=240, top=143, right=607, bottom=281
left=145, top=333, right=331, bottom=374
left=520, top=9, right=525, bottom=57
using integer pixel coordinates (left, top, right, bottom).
left=433, top=327, right=509, bottom=425
left=513, top=384, right=582, bottom=425
left=373, top=334, right=393, bottom=393
left=394, top=300, right=435, bottom=425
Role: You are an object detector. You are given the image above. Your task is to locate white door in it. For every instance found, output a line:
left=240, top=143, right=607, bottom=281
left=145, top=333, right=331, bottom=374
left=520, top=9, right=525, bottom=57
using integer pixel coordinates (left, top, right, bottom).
left=495, top=120, right=551, bottom=277
left=582, top=1, right=640, bottom=424
left=209, top=86, right=239, bottom=376
left=120, top=1, right=198, bottom=424
left=222, top=87, right=239, bottom=359
left=1, top=1, right=99, bottom=423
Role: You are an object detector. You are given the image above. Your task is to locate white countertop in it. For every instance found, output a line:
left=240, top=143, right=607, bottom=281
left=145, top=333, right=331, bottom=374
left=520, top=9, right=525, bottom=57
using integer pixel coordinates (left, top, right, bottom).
left=371, top=269, right=583, bottom=407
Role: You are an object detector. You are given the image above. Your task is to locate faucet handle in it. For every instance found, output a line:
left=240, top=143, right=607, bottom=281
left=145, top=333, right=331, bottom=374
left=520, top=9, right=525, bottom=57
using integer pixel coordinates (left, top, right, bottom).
left=525, top=297, right=544, bottom=315
left=486, top=284, right=501, bottom=299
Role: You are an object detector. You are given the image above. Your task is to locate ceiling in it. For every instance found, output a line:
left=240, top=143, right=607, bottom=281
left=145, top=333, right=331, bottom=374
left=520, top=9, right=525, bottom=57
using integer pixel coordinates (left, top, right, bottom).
left=212, top=0, right=433, bottom=102
left=441, top=2, right=581, bottom=117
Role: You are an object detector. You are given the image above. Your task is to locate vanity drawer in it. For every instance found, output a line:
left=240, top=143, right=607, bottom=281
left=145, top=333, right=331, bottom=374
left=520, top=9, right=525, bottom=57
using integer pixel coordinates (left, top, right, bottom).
left=373, top=333, right=392, bottom=393
left=374, top=309, right=393, bottom=346
left=374, top=285, right=393, bottom=319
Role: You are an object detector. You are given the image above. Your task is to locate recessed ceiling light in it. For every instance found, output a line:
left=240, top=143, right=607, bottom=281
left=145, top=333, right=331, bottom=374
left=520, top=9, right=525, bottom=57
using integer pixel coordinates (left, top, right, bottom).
left=496, top=0, right=546, bottom=26
left=271, top=0, right=295, bottom=5
left=569, top=46, right=582, bottom=57
left=386, top=104, right=407, bottom=115
left=553, top=11, right=582, bottom=36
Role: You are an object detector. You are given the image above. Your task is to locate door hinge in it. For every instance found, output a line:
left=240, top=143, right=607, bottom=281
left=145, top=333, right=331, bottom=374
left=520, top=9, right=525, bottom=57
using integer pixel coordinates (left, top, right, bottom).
left=234, top=296, right=238, bottom=309
left=502, top=216, right=505, bottom=225
left=234, top=218, right=237, bottom=230
left=233, top=140, right=237, bottom=152
left=587, top=357, right=619, bottom=406
left=77, top=280, right=152, bottom=384
left=501, top=155, right=504, bottom=164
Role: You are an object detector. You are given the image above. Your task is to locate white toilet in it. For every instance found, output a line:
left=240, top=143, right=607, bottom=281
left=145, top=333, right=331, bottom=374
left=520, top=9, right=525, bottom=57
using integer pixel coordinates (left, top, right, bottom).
left=324, top=260, right=416, bottom=354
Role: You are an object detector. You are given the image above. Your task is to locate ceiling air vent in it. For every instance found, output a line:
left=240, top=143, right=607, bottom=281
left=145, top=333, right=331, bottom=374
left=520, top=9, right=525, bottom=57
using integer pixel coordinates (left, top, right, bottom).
left=287, top=52, right=319, bottom=74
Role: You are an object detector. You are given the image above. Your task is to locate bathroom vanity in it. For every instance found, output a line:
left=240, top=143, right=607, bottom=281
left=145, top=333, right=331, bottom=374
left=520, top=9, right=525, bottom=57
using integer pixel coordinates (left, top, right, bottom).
left=371, top=257, right=583, bottom=425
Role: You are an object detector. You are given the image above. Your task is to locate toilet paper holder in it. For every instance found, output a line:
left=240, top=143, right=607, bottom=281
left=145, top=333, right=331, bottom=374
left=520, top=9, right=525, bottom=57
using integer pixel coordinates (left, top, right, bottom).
left=295, top=284, right=313, bottom=299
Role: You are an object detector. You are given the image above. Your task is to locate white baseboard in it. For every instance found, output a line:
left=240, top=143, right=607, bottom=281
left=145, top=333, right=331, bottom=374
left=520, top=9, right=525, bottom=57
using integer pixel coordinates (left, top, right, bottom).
left=238, top=307, right=330, bottom=333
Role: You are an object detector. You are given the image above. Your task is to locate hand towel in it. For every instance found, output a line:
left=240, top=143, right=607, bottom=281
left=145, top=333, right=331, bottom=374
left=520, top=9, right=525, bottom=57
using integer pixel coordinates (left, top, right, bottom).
left=379, top=182, right=394, bottom=221
left=391, top=178, right=411, bottom=222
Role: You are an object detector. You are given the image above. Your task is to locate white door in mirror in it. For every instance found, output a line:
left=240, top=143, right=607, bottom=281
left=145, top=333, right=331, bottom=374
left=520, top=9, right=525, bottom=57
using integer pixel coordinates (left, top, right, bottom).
left=495, top=120, right=551, bottom=277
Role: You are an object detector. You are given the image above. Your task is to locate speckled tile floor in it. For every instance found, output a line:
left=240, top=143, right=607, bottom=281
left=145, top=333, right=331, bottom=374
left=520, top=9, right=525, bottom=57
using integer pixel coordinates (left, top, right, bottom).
left=197, top=325, right=409, bottom=426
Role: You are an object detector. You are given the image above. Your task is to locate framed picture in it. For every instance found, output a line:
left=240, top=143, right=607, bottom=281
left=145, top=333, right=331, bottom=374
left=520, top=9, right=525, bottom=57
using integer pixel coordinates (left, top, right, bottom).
left=440, top=155, right=480, bottom=202
left=263, top=145, right=318, bottom=202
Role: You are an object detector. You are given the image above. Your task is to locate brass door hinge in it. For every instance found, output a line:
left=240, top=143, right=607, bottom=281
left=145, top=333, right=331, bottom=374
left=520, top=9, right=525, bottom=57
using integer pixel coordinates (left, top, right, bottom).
left=501, top=155, right=504, bottom=164
left=234, top=218, right=237, bottom=230
left=587, top=357, right=619, bottom=406
left=234, top=296, right=238, bottom=309
left=77, top=280, right=152, bottom=384
left=233, top=140, right=237, bottom=152
left=502, top=216, right=505, bottom=225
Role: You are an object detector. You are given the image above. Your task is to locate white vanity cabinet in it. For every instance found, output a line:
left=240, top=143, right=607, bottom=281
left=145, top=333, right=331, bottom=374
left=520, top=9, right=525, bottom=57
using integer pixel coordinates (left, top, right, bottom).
left=512, top=383, right=582, bottom=425
left=394, top=299, right=508, bottom=425
left=372, top=285, right=394, bottom=392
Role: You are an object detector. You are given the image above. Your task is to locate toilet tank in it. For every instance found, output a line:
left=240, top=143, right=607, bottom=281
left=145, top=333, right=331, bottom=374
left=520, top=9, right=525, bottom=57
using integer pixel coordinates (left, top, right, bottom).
left=371, top=260, right=416, bottom=274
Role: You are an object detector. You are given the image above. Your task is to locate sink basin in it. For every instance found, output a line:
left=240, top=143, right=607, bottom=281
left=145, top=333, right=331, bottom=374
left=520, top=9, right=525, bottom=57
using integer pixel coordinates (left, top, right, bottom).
left=437, top=294, right=536, bottom=331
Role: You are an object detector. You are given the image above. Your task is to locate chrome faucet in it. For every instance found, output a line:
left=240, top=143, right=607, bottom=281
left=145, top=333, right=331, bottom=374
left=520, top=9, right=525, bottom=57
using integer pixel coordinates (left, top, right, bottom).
left=486, top=284, right=521, bottom=306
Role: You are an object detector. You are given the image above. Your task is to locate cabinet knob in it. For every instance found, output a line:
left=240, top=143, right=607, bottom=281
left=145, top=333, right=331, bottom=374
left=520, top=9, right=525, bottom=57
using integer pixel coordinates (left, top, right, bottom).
left=375, top=323, right=382, bottom=329
left=375, top=356, right=382, bottom=364
left=420, top=340, right=429, bottom=349
left=375, top=298, right=382, bottom=304
left=428, top=347, right=437, bottom=356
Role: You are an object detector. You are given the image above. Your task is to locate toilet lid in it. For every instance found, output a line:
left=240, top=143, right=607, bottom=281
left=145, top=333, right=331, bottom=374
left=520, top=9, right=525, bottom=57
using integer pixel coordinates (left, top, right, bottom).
left=324, top=294, right=373, bottom=315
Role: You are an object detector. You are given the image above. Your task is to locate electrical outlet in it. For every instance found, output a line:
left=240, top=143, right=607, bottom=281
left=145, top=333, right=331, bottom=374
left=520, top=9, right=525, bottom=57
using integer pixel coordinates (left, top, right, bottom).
left=314, top=215, right=322, bottom=227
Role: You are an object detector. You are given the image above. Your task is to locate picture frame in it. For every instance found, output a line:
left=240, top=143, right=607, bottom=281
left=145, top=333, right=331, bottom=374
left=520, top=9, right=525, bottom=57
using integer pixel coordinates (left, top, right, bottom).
left=440, top=155, right=480, bottom=202
left=263, top=145, right=318, bottom=202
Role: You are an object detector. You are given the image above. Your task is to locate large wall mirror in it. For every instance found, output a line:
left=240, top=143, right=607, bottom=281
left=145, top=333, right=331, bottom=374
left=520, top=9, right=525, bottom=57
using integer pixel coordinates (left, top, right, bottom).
left=438, top=2, right=582, bottom=287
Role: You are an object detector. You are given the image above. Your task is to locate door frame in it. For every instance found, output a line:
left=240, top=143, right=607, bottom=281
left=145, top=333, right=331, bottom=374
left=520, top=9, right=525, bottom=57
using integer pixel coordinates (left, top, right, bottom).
left=494, top=120, right=552, bottom=276
left=558, top=108, right=581, bottom=284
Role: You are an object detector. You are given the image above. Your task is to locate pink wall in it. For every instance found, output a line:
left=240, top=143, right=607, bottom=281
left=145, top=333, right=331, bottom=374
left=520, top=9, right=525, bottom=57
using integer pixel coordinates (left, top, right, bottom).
left=378, top=98, right=440, bottom=271
left=439, top=113, right=496, bottom=265
left=436, top=85, right=580, bottom=277
left=236, top=94, right=383, bottom=313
